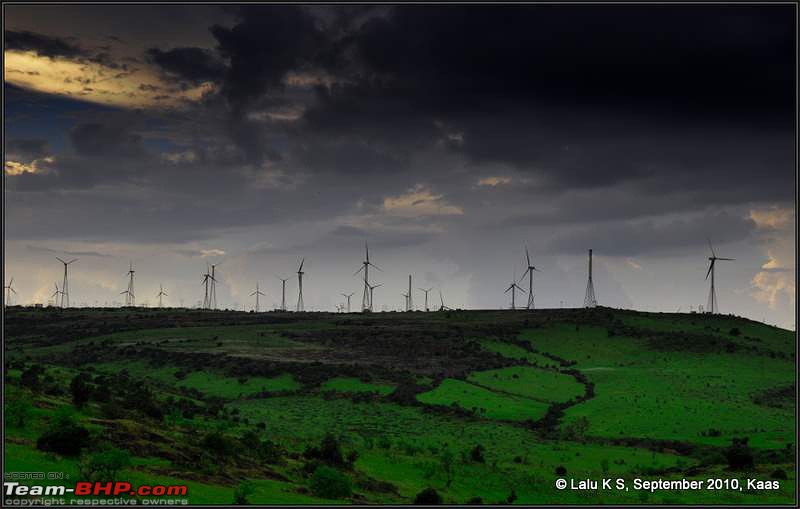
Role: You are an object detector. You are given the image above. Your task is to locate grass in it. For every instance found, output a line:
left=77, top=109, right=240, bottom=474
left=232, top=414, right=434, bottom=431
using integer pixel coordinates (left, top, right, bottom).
left=467, top=366, right=585, bottom=403
left=321, top=377, right=395, bottom=395
left=416, top=379, right=550, bottom=421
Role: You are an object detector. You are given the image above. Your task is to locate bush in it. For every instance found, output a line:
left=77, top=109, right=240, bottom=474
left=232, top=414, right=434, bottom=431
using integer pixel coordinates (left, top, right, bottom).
left=201, top=431, right=236, bottom=457
left=5, top=392, right=32, bottom=428
left=770, top=468, right=787, bottom=480
left=309, top=466, right=352, bottom=499
left=414, top=487, right=442, bottom=504
left=555, top=465, right=567, bottom=476
left=470, top=444, right=485, bottom=463
left=79, top=448, right=131, bottom=482
left=233, top=480, right=255, bottom=504
left=70, top=374, right=92, bottom=408
left=729, top=327, right=741, bottom=337
left=36, top=411, right=90, bottom=457
left=725, top=437, right=754, bottom=470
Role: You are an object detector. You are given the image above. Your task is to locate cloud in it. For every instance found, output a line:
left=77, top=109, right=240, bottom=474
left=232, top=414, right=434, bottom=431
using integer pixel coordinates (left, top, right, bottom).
left=383, top=185, right=464, bottom=217
left=4, top=30, right=86, bottom=58
left=69, top=122, right=146, bottom=157
left=146, top=47, right=226, bottom=85
left=476, top=176, right=511, bottom=187
left=25, top=245, right=113, bottom=258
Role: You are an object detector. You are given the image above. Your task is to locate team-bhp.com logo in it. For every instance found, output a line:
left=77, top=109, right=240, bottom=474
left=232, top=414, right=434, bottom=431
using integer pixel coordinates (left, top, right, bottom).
left=5, top=481, right=187, bottom=498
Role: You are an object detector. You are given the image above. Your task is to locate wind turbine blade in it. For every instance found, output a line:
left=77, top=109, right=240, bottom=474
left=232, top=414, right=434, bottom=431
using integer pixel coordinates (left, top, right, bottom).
left=718, top=257, right=735, bottom=261
left=707, top=238, right=716, bottom=258
left=56, top=257, right=65, bottom=264
left=365, top=241, right=369, bottom=262
left=354, top=266, right=364, bottom=276
left=504, top=285, right=512, bottom=293
left=369, top=262, right=383, bottom=271
left=526, top=247, right=531, bottom=267
left=299, top=258, right=305, bottom=271
left=68, top=259, right=78, bottom=264
left=518, top=268, right=529, bottom=282
left=9, top=278, right=13, bottom=285
left=705, top=261, right=714, bottom=280
left=10, top=288, right=17, bottom=294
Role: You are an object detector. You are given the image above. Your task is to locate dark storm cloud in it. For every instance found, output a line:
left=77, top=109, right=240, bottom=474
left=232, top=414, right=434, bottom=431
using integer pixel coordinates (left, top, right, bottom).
left=5, top=138, right=49, bottom=161
left=4, top=29, right=86, bottom=58
left=146, top=47, right=226, bottom=84
left=210, top=5, right=323, bottom=110
left=69, top=122, right=145, bottom=157
left=549, top=211, right=758, bottom=257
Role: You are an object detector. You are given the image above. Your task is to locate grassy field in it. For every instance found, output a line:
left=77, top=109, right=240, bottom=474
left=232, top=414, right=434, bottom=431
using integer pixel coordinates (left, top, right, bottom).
left=3, top=306, right=796, bottom=505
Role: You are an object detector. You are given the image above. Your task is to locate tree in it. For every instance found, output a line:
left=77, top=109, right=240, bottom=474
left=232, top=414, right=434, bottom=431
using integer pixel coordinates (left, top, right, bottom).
left=36, top=410, right=90, bottom=457
left=70, top=374, right=91, bottom=408
left=310, top=466, right=352, bottom=499
left=414, top=487, right=442, bottom=504
left=79, top=448, right=131, bottom=482
left=440, top=449, right=455, bottom=487
left=5, top=392, right=32, bottom=427
left=233, top=480, right=255, bottom=504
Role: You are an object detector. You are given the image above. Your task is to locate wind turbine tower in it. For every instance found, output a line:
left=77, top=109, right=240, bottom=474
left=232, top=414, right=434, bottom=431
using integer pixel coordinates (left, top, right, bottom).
left=209, top=263, right=219, bottom=310
left=368, top=282, right=382, bottom=311
left=124, top=262, right=136, bottom=307
left=407, top=274, right=413, bottom=311
left=157, top=285, right=168, bottom=308
left=418, top=287, right=433, bottom=312
left=705, top=239, right=734, bottom=314
left=505, top=272, right=525, bottom=310
left=355, top=242, right=381, bottom=311
left=584, top=249, right=597, bottom=308
left=520, top=247, right=541, bottom=310
left=4, top=278, right=17, bottom=307
left=250, top=282, right=265, bottom=312
left=296, top=258, right=305, bottom=312
left=201, top=267, right=215, bottom=309
left=56, top=257, right=78, bottom=308
left=341, top=292, right=355, bottom=313
left=276, top=275, right=291, bottom=311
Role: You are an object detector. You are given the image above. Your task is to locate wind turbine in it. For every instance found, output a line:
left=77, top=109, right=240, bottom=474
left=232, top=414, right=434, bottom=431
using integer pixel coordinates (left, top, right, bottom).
left=519, top=247, right=541, bottom=310
left=355, top=242, right=381, bottom=312
left=505, top=271, right=526, bottom=310
left=201, top=268, right=216, bottom=310
left=275, top=275, right=292, bottom=311
left=124, top=262, right=136, bottom=307
left=367, top=282, right=382, bottom=311
left=418, top=287, right=433, bottom=312
left=296, top=258, right=305, bottom=312
left=250, top=282, right=265, bottom=312
left=55, top=257, right=77, bottom=308
left=438, top=289, right=451, bottom=312
left=341, top=292, right=355, bottom=313
left=4, top=277, right=17, bottom=307
left=50, top=283, right=63, bottom=307
left=157, top=285, right=168, bottom=308
left=705, top=239, right=734, bottom=314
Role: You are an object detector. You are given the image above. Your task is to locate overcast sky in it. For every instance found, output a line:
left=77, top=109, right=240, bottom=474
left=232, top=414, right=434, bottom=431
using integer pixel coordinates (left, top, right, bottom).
left=3, top=5, right=796, bottom=328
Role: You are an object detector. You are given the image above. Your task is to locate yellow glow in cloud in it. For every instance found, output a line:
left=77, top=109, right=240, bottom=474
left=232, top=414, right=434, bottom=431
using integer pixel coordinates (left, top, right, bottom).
left=4, top=50, right=214, bottom=109
left=477, top=176, right=512, bottom=187
left=4, top=156, right=54, bottom=176
left=750, top=207, right=794, bottom=230
left=383, top=185, right=463, bottom=217
left=752, top=270, right=795, bottom=309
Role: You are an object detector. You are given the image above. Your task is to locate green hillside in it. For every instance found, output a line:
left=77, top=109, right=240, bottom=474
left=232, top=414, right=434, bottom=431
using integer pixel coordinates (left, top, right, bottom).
left=3, top=306, right=795, bottom=505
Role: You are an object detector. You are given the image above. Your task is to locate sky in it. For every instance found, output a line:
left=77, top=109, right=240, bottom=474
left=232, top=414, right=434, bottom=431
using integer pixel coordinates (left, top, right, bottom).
left=3, top=4, right=796, bottom=328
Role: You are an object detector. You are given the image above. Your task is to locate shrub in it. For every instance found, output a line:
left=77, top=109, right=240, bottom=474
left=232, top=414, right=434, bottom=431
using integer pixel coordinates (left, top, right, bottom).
left=470, top=444, right=485, bottom=463
left=729, top=327, right=741, bottom=337
left=725, top=437, right=754, bottom=470
left=70, top=374, right=92, bottom=408
left=233, top=480, right=255, bottom=504
left=414, top=487, right=442, bottom=504
left=201, top=431, right=236, bottom=457
left=770, top=468, right=787, bottom=480
left=37, top=411, right=90, bottom=457
left=310, top=466, right=352, bottom=499
left=555, top=465, right=567, bottom=476
left=78, top=448, right=131, bottom=482
left=5, top=392, right=32, bottom=428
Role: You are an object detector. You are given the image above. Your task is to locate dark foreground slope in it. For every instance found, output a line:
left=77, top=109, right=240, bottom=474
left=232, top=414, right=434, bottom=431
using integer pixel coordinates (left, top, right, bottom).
left=3, top=306, right=796, bottom=504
